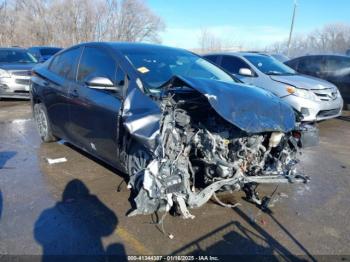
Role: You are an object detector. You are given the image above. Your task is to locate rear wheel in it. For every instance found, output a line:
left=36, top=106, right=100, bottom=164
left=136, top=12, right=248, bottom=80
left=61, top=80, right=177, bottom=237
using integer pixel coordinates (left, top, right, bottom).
left=33, top=103, right=57, bottom=142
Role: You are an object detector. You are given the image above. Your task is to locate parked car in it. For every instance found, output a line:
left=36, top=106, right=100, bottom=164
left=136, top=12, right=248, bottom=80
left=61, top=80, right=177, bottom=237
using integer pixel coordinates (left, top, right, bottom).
left=0, top=47, right=38, bottom=99
left=28, top=46, right=62, bottom=63
left=31, top=42, right=313, bottom=218
left=204, top=52, right=343, bottom=122
left=285, top=54, right=350, bottom=108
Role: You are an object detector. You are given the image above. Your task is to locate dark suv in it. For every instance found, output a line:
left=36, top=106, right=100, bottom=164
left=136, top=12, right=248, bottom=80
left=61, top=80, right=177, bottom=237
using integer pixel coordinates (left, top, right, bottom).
left=285, top=55, right=350, bottom=107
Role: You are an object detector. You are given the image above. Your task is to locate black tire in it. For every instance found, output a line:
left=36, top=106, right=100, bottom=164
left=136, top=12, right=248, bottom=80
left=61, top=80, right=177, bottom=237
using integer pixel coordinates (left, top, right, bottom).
left=33, top=103, right=57, bottom=143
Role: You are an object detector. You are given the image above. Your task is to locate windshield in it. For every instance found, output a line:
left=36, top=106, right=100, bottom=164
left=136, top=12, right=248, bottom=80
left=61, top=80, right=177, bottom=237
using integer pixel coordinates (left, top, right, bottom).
left=40, top=48, right=61, bottom=56
left=0, top=50, right=37, bottom=63
left=244, top=55, right=296, bottom=75
left=271, top=54, right=289, bottom=63
left=123, top=48, right=236, bottom=89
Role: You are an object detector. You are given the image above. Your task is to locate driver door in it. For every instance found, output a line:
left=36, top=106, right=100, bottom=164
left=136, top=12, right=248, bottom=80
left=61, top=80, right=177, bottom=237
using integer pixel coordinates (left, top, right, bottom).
left=67, top=46, right=125, bottom=166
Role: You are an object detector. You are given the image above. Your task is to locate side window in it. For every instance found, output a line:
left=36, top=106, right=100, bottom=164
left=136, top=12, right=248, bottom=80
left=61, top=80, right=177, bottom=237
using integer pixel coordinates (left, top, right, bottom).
left=285, top=59, right=299, bottom=71
left=296, top=58, right=307, bottom=72
left=325, top=57, right=350, bottom=74
left=220, top=56, right=250, bottom=74
left=49, top=48, right=81, bottom=80
left=299, top=56, right=324, bottom=75
left=77, top=47, right=116, bottom=83
left=205, top=55, right=219, bottom=64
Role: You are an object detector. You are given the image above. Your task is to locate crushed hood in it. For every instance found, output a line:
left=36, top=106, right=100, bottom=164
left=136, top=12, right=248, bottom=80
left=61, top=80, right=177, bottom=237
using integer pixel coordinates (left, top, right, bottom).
left=168, top=76, right=296, bottom=134
left=270, top=74, right=336, bottom=90
left=122, top=76, right=296, bottom=149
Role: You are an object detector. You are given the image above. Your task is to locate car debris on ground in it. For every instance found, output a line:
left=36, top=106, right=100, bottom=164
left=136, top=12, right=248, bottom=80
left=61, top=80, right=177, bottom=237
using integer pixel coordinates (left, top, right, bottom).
left=46, top=157, right=67, bottom=165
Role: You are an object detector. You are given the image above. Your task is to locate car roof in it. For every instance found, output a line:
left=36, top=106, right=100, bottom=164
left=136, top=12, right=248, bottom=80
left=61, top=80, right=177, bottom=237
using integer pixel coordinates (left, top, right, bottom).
left=108, top=42, right=190, bottom=54
left=29, top=46, right=62, bottom=49
left=0, top=47, right=28, bottom=51
left=204, top=51, right=271, bottom=58
left=70, top=42, right=188, bottom=54
left=294, top=54, right=350, bottom=59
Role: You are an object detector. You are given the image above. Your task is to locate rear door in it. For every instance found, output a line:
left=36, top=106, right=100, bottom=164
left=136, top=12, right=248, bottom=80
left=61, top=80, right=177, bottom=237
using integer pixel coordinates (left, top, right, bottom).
left=43, top=47, right=82, bottom=139
left=68, top=46, right=125, bottom=166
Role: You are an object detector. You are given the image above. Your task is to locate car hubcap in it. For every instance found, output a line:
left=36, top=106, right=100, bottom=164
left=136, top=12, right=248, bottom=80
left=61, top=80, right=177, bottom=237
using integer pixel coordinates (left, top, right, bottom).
left=35, top=107, right=48, bottom=138
left=130, top=149, right=149, bottom=176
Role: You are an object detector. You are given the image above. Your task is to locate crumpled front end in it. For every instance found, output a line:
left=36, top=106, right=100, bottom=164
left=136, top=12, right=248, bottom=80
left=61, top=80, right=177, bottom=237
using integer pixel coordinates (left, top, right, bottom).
left=124, top=77, right=311, bottom=219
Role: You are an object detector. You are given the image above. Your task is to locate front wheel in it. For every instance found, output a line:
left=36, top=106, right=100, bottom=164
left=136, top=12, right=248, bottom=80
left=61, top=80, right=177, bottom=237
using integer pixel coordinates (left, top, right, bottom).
left=33, top=103, right=57, bottom=143
left=127, top=142, right=151, bottom=176
left=127, top=142, right=152, bottom=192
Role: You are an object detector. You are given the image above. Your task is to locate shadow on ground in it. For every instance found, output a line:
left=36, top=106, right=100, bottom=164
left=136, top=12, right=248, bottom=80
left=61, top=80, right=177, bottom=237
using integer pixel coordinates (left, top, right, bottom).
left=0, top=151, right=16, bottom=169
left=337, top=115, right=350, bottom=122
left=33, top=179, right=126, bottom=262
left=171, top=206, right=316, bottom=261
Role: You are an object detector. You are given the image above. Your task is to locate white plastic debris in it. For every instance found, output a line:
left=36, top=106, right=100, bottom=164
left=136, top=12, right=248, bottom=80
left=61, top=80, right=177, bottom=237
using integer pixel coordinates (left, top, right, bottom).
left=46, top=157, right=67, bottom=165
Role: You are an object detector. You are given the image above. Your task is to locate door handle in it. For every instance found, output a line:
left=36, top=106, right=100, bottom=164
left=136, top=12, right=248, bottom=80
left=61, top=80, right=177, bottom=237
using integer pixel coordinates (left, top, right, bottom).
left=70, top=89, right=79, bottom=98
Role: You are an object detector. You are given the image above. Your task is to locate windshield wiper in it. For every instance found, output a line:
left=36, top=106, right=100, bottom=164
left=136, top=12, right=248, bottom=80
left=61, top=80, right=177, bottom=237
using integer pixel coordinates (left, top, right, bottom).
left=18, top=61, right=35, bottom=64
left=266, top=71, right=283, bottom=75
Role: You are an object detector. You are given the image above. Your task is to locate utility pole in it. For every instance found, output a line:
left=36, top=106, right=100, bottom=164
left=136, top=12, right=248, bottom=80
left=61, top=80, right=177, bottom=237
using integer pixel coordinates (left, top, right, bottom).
left=287, top=0, right=297, bottom=56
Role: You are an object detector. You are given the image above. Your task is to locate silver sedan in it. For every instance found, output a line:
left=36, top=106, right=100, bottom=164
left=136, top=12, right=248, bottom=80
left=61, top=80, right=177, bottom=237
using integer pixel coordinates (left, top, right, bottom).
left=0, top=48, right=37, bottom=99
left=204, top=52, right=343, bottom=122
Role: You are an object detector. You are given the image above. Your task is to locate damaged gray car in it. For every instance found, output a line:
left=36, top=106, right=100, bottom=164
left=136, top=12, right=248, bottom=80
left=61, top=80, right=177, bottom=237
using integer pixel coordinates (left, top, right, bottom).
left=31, top=43, right=316, bottom=219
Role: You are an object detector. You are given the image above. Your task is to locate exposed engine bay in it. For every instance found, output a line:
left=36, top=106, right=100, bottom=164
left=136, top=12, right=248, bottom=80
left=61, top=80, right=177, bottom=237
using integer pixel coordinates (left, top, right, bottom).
left=127, top=85, right=313, bottom=218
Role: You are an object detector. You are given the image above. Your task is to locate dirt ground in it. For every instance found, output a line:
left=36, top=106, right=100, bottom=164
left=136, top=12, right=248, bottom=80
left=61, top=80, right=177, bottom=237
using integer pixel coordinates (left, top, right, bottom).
left=0, top=100, right=349, bottom=261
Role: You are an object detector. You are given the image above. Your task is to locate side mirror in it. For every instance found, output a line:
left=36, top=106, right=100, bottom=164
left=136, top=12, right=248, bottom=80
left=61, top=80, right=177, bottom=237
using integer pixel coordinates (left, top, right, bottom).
left=239, top=68, right=253, bottom=77
left=85, top=77, right=119, bottom=91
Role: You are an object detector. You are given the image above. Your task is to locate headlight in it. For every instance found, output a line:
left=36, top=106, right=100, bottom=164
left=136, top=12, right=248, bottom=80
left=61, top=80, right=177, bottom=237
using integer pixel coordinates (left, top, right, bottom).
left=285, top=85, right=317, bottom=101
left=0, top=69, right=11, bottom=78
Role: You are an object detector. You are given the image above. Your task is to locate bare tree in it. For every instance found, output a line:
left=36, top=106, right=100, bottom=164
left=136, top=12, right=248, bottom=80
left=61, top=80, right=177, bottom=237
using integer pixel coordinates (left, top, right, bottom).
left=0, top=0, right=165, bottom=47
left=198, top=28, right=223, bottom=53
left=196, top=28, right=243, bottom=53
left=268, top=23, right=350, bottom=58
